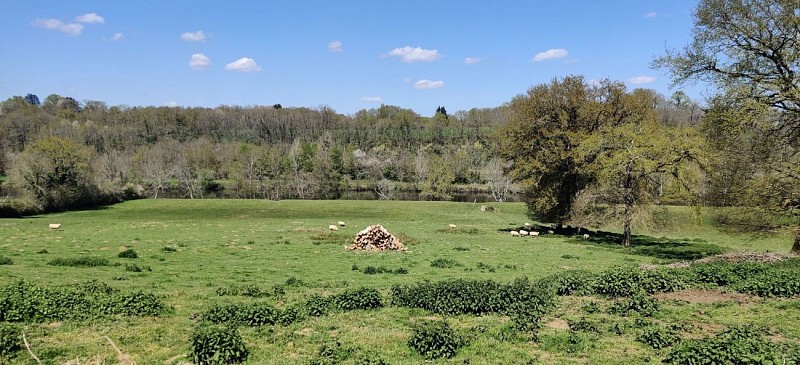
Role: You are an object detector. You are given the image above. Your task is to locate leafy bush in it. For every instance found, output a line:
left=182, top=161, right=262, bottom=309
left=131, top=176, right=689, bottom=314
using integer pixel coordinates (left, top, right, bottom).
left=637, top=326, right=678, bottom=349
left=733, top=270, right=800, bottom=297
left=582, top=301, right=600, bottom=314
left=640, top=268, right=689, bottom=294
left=190, top=324, right=249, bottom=365
left=309, top=341, right=356, bottom=365
left=101, top=291, right=165, bottom=316
left=238, top=303, right=279, bottom=326
left=124, top=264, right=143, bottom=272
left=117, top=248, right=138, bottom=259
left=359, top=266, right=408, bottom=275
left=0, top=256, right=12, bottom=265
left=304, top=295, right=331, bottom=317
left=407, top=320, right=467, bottom=359
left=331, top=287, right=383, bottom=311
left=430, top=258, right=462, bottom=268
left=0, top=323, right=21, bottom=357
left=550, top=270, right=596, bottom=296
left=161, top=246, right=177, bottom=252
left=608, top=292, right=659, bottom=317
left=593, top=266, right=642, bottom=297
left=664, top=326, right=788, bottom=364
left=568, top=317, right=600, bottom=333
left=48, top=256, right=110, bottom=267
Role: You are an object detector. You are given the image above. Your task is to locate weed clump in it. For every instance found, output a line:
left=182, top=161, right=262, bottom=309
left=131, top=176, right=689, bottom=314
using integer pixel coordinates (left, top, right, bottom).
left=608, top=292, right=660, bottom=317
left=331, top=287, right=383, bottom=311
left=191, top=324, right=249, bottom=365
left=408, top=320, right=468, bottom=359
left=664, top=326, right=793, bottom=364
left=48, top=256, right=110, bottom=267
left=430, top=258, right=462, bottom=268
left=637, top=326, right=678, bottom=349
left=117, top=248, right=138, bottom=259
left=0, top=323, right=21, bottom=358
left=0, top=256, right=12, bottom=265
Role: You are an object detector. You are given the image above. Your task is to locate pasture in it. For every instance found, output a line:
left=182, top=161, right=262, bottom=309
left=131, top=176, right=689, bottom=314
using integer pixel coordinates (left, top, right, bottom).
left=0, top=200, right=798, bottom=364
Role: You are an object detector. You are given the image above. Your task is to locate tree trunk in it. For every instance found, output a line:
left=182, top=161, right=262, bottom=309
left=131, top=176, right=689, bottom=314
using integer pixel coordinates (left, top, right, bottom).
left=792, top=230, right=800, bottom=255
left=622, top=197, right=633, bottom=247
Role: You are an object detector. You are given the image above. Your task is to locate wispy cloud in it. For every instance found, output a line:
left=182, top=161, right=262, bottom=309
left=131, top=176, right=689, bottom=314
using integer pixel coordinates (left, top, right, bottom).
left=226, top=57, right=261, bottom=72
left=464, top=57, right=481, bottom=65
left=189, top=53, right=211, bottom=70
left=328, top=40, right=343, bottom=53
left=644, top=11, right=658, bottom=18
left=76, top=13, right=105, bottom=24
left=360, top=96, right=382, bottom=103
left=33, top=18, right=84, bottom=36
left=109, top=32, right=124, bottom=42
left=181, top=30, right=206, bottom=42
left=533, top=48, right=568, bottom=62
left=414, top=79, right=444, bottom=90
left=629, top=76, right=655, bottom=84
left=387, top=46, right=440, bottom=63
left=164, top=101, right=179, bottom=107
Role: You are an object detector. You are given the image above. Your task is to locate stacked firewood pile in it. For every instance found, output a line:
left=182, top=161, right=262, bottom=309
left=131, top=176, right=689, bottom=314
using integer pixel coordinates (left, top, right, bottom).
left=348, top=224, right=407, bottom=252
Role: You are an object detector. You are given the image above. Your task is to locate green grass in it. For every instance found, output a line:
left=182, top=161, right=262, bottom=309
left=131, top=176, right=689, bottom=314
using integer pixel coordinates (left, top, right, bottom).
left=0, top=200, right=796, bottom=364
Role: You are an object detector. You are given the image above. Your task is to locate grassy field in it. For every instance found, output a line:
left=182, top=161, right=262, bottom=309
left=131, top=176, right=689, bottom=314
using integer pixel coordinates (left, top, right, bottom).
left=0, top=199, right=797, bottom=364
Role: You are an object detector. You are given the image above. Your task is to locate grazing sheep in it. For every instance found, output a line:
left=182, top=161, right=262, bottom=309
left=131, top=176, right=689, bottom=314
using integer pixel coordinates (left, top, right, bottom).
left=583, top=233, right=590, bottom=240
left=530, top=231, right=540, bottom=237
left=49, top=223, right=62, bottom=230
left=449, top=224, right=457, bottom=228
left=329, top=225, right=339, bottom=231
left=338, top=221, right=346, bottom=226
left=524, top=223, right=531, bottom=227
left=510, top=231, right=520, bottom=236
left=547, top=230, right=555, bottom=234
left=519, top=229, right=529, bottom=236
left=480, top=205, right=487, bottom=211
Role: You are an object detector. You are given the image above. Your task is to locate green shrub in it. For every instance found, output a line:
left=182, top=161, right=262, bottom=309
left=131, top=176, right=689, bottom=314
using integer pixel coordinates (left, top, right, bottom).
left=309, top=341, right=356, bottom=365
left=593, top=266, right=642, bottom=297
left=664, top=326, right=786, bottom=364
left=304, top=295, right=331, bottom=317
left=277, top=306, right=302, bottom=326
left=408, top=320, right=467, bottom=359
left=102, top=291, right=165, bottom=316
left=734, top=270, right=800, bottom=297
left=190, top=324, right=249, bottom=365
left=0, top=323, right=21, bottom=357
left=124, top=264, right=142, bottom=272
left=568, top=317, right=600, bottom=333
left=608, top=292, right=659, bottom=317
left=0, top=256, right=12, bottom=265
left=48, top=256, right=110, bottom=267
left=640, top=268, right=689, bottom=294
left=550, top=270, right=596, bottom=296
left=331, top=287, right=383, bottom=311
left=202, top=304, right=243, bottom=324
left=394, top=267, right=409, bottom=274
left=238, top=303, right=279, bottom=326
left=117, top=248, right=138, bottom=259
left=430, top=258, right=462, bottom=268
left=161, top=246, right=177, bottom=252
left=637, top=326, right=678, bottom=349
left=582, top=301, right=600, bottom=314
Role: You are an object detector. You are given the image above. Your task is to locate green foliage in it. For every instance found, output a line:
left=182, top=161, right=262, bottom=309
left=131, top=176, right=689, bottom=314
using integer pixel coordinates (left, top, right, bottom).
left=47, top=256, right=110, bottom=267
left=593, top=266, right=642, bottom=297
left=190, top=324, right=249, bottom=365
left=637, top=326, right=678, bottom=349
left=0, top=256, right=12, bottom=265
left=201, top=303, right=280, bottom=327
left=550, top=270, right=596, bottom=296
left=734, top=270, right=800, bottom=298
left=330, top=287, right=383, bottom=311
left=664, top=326, right=788, bottom=364
left=117, top=248, right=138, bottom=258
left=309, top=341, right=357, bottom=365
left=359, top=266, right=407, bottom=275
left=0, top=280, right=165, bottom=322
left=215, top=284, right=282, bottom=298
left=640, top=268, right=690, bottom=294
left=303, top=295, right=331, bottom=317
left=407, top=320, right=467, bottom=359
left=161, top=246, right=178, bottom=252
left=430, top=258, right=462, bottom=268
left=608, top=292, right=660, bottom=317
left=567, top=317, right=600, bottom=333
left=0, top=323, right=21, bottom=358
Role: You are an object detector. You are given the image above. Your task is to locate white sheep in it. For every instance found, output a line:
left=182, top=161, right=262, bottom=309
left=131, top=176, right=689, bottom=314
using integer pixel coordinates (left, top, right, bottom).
left=338, top=221, right=346, bottom=226
left=583, top=233, right=590, bottom=240
left=530, top=231, right=540, bottom=237
left=519, top=229, right=529, bottom=236
left=49, top=223, right=61, bottom=230
left=524, top=223, right=531, bottom=227
left=480, top=205, right=487, bottom=211
left=449, top=224, right=457, bottom=228
left=329, top=225, right=339, bottom=231
left=547, top=230, right=555, bottom=234
left=510, top=231, right=520, bottom=236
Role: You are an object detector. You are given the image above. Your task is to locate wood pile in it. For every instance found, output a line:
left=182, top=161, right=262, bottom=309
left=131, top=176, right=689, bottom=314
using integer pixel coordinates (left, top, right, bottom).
left=348, top=224, right=407, bottom=252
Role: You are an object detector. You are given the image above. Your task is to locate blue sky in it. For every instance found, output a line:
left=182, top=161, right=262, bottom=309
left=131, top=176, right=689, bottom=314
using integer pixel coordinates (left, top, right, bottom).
left=1, top=1, right=707, bottom=116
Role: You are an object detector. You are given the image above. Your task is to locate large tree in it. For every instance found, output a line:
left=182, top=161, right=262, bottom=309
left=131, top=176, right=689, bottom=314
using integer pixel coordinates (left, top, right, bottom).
left=655, top=0, right=800, bottom=253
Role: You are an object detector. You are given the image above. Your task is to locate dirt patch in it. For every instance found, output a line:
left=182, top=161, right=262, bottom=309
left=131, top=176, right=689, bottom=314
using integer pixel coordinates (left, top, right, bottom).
left=296, top=327, right=315, bottom=336
left=543, top=318, right=569, bottom=330
left=655, top=289, right=754, bottom=304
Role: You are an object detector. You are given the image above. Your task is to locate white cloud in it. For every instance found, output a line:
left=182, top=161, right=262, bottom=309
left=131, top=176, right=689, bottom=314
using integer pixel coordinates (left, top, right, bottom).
left=629, top=76, right=656, bottom=84
left=33, top=18, right=84, bottom=36
left=76, top=13, right=105, bottom=24
left=189, top=53, right=211, bottom=70
left=387, top=46, right=440, bottom=63
left=533, top=48, right=568, bottom=62
left=181, top=30, right=206, bottom=42
left=360, top=96, right=382, bottom=103
left=328, top=40, right=343, bottom=53
left=464, top=57, right=481, bottom=64
left=644, top=11, right=658, bottom=18
left=414, top=79, right=444, bottom=90
left=164, top=101, right=179, bottom=107
left=109, top=32, right=124, bottom=41
left=225, top=57, right=261, bottom=72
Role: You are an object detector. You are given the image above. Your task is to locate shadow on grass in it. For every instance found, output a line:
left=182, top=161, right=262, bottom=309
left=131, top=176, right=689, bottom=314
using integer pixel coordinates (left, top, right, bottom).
left=576, top=230, right=725, bottom=262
